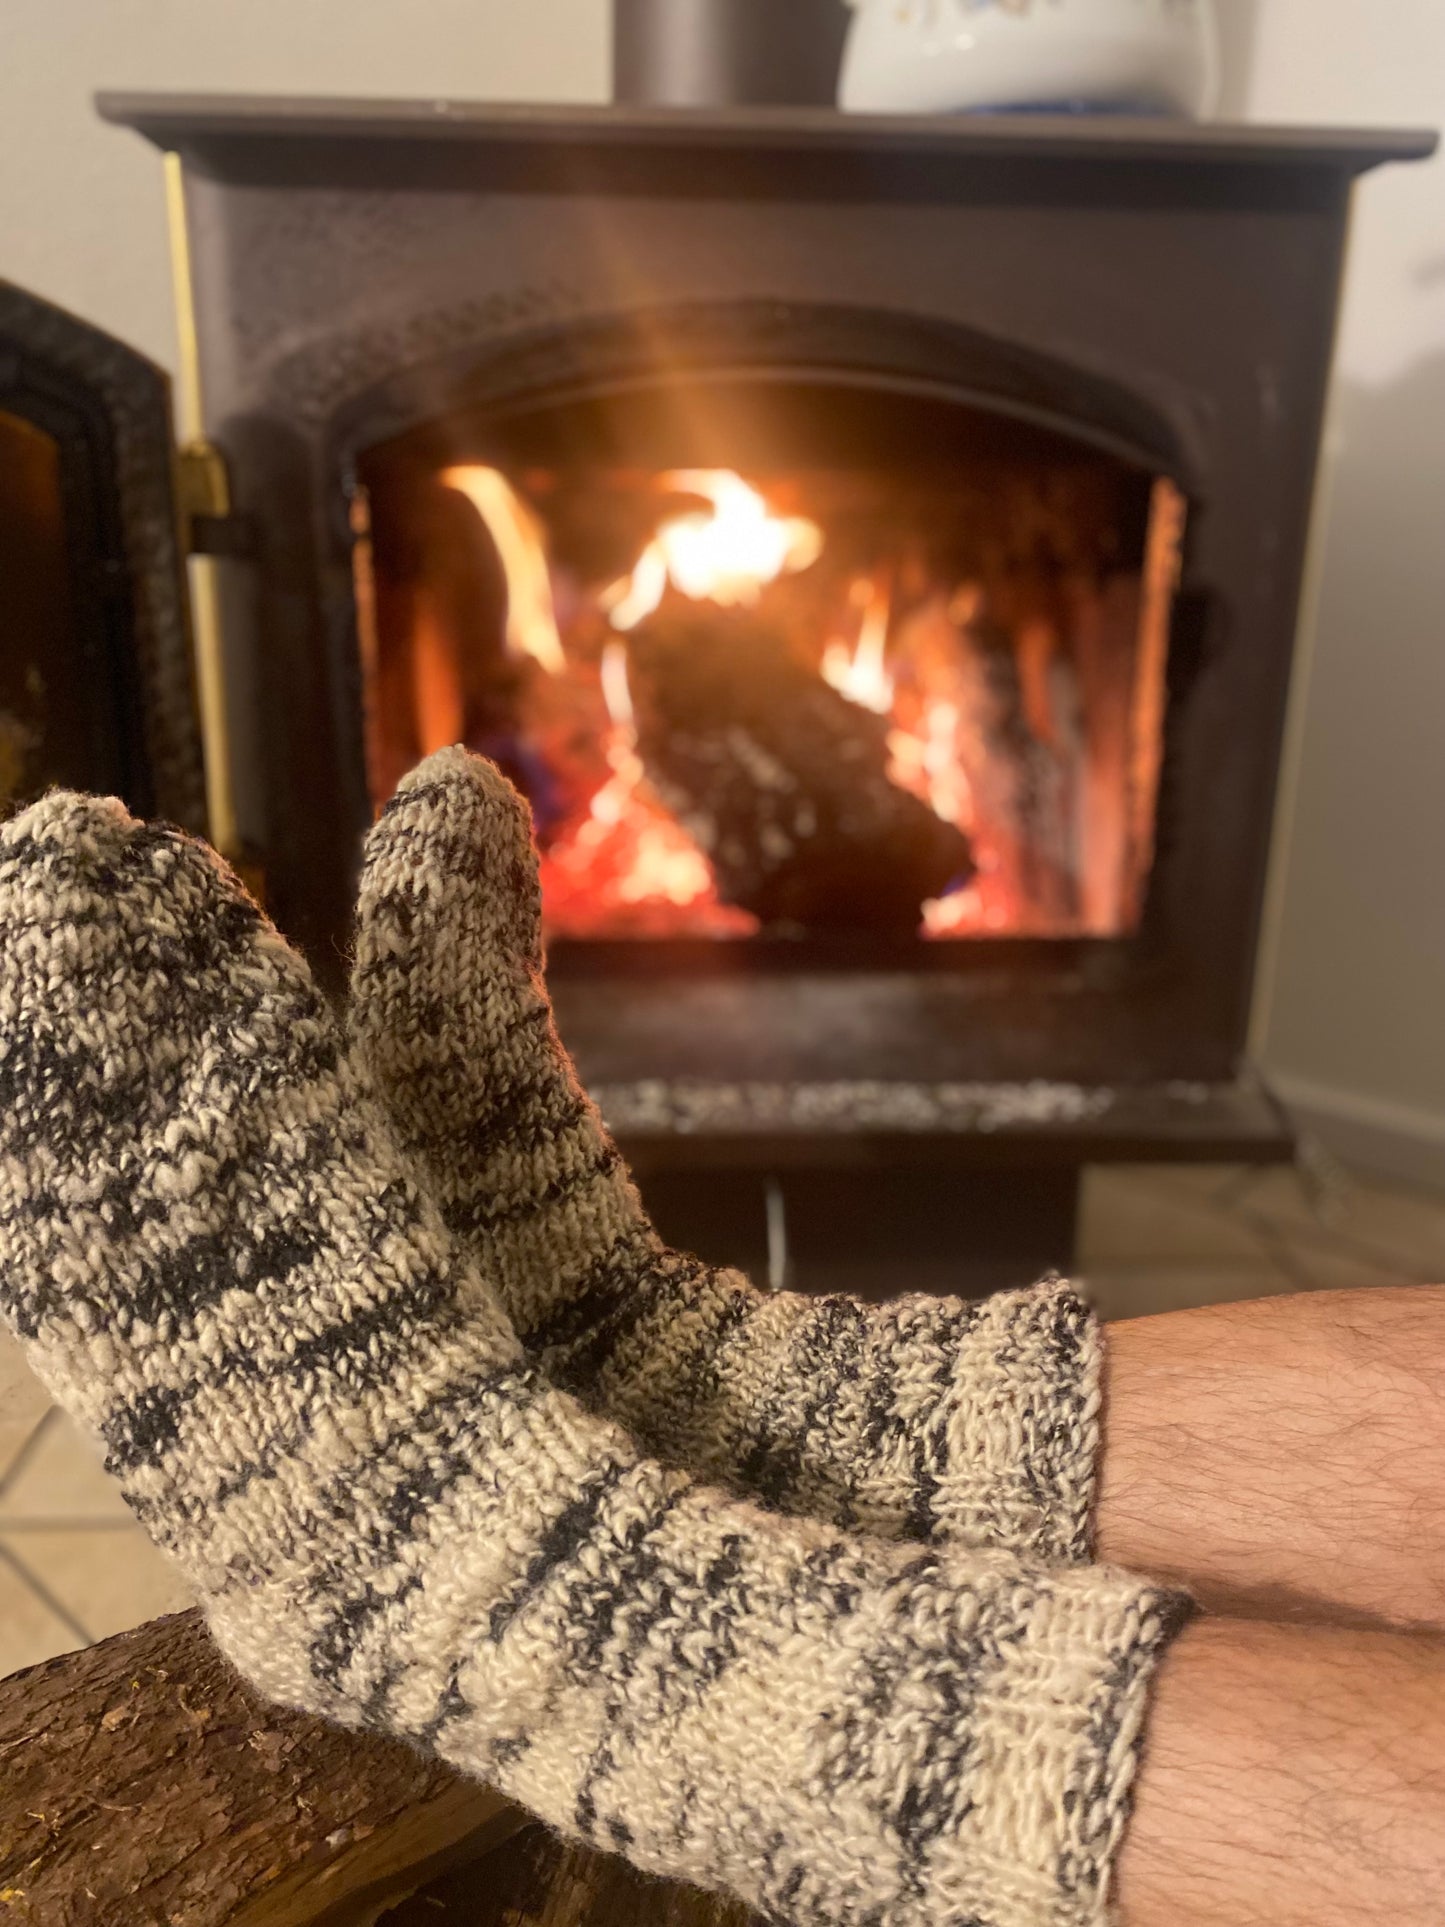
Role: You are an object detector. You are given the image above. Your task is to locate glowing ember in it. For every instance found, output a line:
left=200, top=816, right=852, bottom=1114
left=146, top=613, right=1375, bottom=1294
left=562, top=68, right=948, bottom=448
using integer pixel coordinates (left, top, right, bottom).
left=606, top=470, right=823, bottom=631
left=822, top=578, right=895, bottom=715
left=615, top=812, right=714, bottom=906
left=442, top=465, right=566, bottom=674
left=922, top=885, right=988, bottom=936
left=534, top=628, right=756, bottom=936
left=540, top=783, right=758, bottom=938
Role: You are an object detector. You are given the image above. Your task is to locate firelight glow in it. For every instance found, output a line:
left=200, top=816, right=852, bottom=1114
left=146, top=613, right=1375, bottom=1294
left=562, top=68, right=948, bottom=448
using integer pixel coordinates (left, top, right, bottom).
left=442, top=465, right=567, bottom=675
left=605, top=470, right=823, bottom=631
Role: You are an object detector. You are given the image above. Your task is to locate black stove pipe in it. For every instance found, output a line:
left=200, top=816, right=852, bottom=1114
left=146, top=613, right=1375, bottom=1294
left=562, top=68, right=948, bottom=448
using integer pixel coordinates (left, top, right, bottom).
left=613, top=0, right=851, bottom=109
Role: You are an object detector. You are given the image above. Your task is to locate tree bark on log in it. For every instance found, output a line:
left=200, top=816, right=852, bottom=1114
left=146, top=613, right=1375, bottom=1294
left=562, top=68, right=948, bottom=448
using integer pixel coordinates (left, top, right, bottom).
left=0, top=1612, right=767, bottom=1927
left=0, top=1609, right=517, bottom=1927
left=385, top=1822, right=761, bottom=1927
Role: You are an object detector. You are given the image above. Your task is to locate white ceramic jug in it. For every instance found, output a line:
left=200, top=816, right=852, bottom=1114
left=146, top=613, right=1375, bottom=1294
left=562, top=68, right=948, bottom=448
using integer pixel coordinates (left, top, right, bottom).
left=839, top=0, right=1219, bottom=119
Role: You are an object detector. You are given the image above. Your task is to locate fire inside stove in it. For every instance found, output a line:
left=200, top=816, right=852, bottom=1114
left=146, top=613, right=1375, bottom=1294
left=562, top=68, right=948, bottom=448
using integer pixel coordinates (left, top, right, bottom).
left=357, top=424, right=1181, bottom=944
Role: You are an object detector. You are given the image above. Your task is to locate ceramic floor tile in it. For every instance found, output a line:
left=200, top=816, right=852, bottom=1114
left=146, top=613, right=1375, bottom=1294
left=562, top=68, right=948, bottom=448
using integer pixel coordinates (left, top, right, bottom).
left=1077, top=1166, right=1267, bottom=1266
left=1217, top=1165, right=1445, bottom=1281
left=1258, top=1236, right=1418, bottom=1297
left=0, top=1327, right=53, bottom=1485
left=1079, top=1261, right=1301, bottom=1324
left=0, top=1407, right=130, bottom=1524
left=1, top=1525, right=194, bottom=1644
left=1141, top=1161, right=1270, bottom=1201
left=0, top=1547, right=87, bottom=1678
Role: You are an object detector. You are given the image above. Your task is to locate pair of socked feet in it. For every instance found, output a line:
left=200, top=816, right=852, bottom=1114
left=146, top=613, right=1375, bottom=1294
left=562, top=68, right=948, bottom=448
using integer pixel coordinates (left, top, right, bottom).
left=0, top=749, right=1190, bottom=1927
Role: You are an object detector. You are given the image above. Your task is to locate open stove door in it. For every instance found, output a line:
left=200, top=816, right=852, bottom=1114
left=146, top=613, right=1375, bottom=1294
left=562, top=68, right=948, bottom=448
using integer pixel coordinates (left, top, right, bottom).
left=0, top=280, right=205, bottom=833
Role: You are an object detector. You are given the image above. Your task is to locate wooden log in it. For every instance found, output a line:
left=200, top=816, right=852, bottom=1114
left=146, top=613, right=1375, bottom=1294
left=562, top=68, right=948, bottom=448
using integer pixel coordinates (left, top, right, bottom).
left=0, top=1613, right=768, bottom=1927
left=0, top=1609, right=518, bottom=1927
left=383, top=1821, right=761, bottom=1927
left=629, top=605, right=973, bottom=934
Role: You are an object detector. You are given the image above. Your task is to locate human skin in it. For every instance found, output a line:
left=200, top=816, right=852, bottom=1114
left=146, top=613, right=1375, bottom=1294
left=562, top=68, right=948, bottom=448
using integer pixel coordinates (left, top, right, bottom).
left=1097, top=1288, right=1445, bottom=1925
left=1096, top=1286, right=1445, bottom=1632
left=1116, top=1614, right=1445, bottom=1927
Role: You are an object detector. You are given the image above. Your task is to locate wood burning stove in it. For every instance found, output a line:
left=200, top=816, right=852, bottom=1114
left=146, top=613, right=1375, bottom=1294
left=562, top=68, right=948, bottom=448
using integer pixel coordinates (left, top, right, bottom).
left=6, top=96, right=1433, bottom=1291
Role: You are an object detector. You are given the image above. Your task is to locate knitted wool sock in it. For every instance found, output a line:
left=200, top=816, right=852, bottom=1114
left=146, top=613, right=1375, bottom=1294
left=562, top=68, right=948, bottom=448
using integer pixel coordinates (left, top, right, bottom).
left=353, top=748, right=1101, bottom=1562
left=0, top=791, right=1189, bottom=1927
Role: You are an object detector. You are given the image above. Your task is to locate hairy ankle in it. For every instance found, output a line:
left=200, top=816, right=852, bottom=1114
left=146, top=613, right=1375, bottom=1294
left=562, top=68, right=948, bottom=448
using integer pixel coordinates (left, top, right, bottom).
left=1118, top=1615, right=1445, bottom=1927
left=1096, top=1288, right=1445, bottom=1631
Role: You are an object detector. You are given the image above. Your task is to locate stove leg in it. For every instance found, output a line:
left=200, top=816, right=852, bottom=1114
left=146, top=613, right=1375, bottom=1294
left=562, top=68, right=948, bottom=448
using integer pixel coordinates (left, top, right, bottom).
left=638, top=1166, right=1082, bottom=1303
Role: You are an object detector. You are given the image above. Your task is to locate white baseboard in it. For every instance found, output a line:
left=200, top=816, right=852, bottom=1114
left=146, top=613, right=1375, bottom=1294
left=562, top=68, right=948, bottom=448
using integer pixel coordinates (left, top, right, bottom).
left=1268, top=1071, right=1445, bottom=1196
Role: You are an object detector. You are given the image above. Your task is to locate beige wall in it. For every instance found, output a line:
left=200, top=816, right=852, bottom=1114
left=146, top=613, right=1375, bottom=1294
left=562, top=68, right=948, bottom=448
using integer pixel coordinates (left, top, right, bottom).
left=0, top=0, right=610, bottom=367
left=1242, top=0, right=1445, bottom=1185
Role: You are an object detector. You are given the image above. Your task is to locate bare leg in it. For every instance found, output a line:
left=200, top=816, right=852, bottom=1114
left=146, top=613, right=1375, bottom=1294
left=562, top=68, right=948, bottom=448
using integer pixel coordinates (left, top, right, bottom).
left=1119, top=1615, right=1445, bottom=1927
left=1097, top=1286, right=1445, bottom=1630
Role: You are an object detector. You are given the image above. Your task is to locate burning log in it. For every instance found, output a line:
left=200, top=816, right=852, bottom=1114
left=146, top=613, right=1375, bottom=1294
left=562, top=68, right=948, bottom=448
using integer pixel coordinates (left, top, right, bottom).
left=953, top=612, right=1079, bottom=929
left=627, top=606, right=973, bottom=933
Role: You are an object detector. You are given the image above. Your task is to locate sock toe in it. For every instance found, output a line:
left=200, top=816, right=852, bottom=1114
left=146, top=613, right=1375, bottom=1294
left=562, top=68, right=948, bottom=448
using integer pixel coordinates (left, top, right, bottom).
left=0, top=793, right=273, bottom=1025
left=360, top=746, right=543, bottom=972
left=0, top=791, right=330, bottom=1316
left=2, top=785, right=138, bottom=855
left=389, top=746, right=536, bottom=862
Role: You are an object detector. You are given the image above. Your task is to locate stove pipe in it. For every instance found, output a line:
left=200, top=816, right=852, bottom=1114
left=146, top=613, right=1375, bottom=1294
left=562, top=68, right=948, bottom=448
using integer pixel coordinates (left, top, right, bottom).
left=613, top=0, right=850, bottom=109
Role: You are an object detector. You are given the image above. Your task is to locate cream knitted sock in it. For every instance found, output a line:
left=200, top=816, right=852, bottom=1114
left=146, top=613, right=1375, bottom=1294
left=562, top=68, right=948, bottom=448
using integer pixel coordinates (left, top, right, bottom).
left=0, top=790, right=1188, bottom=1927
left=353, top=748, right=1102, bottom=1562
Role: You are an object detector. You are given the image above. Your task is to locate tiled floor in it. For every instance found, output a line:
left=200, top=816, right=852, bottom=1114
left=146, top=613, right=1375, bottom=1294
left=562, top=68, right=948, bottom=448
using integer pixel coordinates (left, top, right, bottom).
left=0, top=1351, right=195, bottom=1675
left=2, top=1157, right=1442, bottom=1681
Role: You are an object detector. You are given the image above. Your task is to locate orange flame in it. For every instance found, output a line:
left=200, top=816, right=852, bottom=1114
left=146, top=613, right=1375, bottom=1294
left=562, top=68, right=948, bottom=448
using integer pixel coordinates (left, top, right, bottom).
left=542, top=632, right=740, bottom=928
left=606, top=470, right=823, bottom=631
left=822, top=578, right=895, bottom=714
left=888, top=699, right=973, bottom=830
left=600, top=638, right=635, bottom=733
left=442, top=465, right=566, bottom=675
